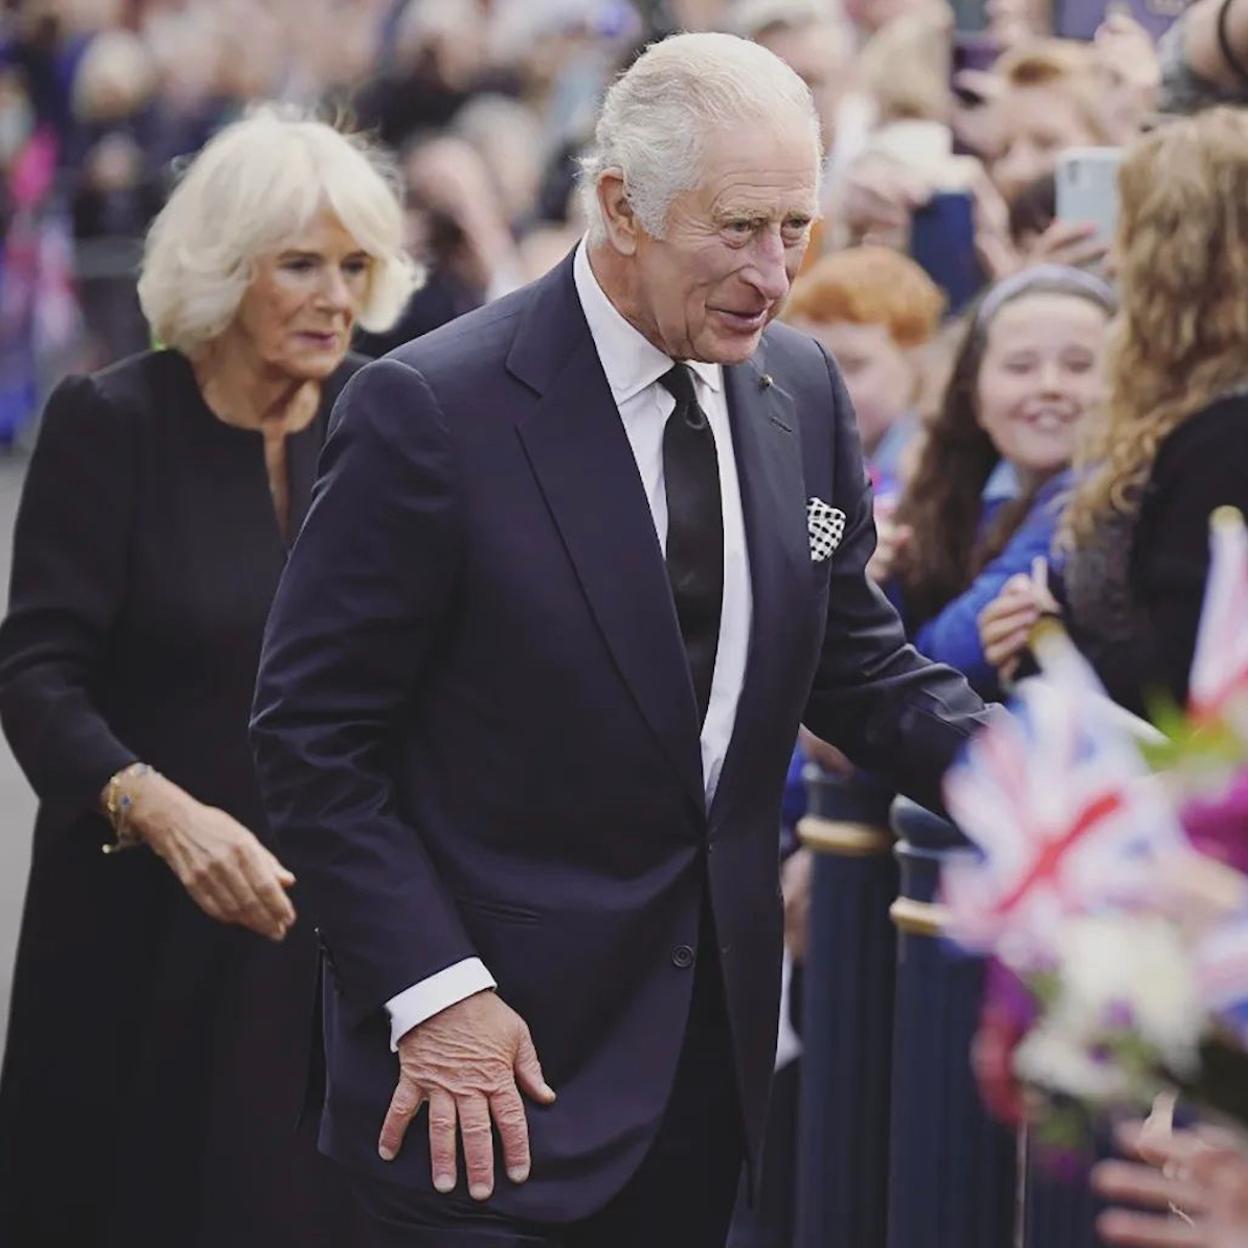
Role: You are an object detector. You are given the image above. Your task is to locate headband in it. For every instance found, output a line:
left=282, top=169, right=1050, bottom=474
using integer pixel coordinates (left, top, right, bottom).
left=975, top=264, right=1117, bottom=328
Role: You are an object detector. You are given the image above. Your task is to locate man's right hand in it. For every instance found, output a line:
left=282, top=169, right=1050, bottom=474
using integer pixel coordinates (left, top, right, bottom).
left=378, top=990, right=556, bottom=1201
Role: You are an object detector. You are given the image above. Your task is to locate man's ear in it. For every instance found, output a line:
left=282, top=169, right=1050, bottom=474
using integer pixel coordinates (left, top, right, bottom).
left=597, top=171, right=639, bottom=256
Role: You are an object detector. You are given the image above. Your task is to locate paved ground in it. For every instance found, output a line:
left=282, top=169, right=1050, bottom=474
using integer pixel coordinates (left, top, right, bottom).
left=0, top=454, right=38, bottom=1062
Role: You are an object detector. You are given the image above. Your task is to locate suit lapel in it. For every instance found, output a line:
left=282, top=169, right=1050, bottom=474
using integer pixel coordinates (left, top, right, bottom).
left=711, top=345, right=811, bottom=820
left=511, top=258, right=706, bottom=812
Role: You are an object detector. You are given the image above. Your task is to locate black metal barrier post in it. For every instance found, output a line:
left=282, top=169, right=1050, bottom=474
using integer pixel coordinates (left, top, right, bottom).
left=1021, top=1127, right=1105, bottom=1247
left=887, top=797, right=1019, bottom=1248
left=794, top=768, right=898, bottom=1248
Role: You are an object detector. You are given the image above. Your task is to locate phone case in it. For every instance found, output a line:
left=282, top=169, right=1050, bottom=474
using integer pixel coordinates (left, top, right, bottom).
left=1054, top=147, right=1122, bottom=248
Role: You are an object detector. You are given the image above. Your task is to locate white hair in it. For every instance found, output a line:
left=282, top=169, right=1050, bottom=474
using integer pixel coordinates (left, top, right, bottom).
left=138, top=108, right=419, bottom=353
left=579, top=32, right=821, bottom=245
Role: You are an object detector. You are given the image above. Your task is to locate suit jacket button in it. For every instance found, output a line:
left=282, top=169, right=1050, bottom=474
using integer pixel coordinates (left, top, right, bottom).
left=672, top=944, right=695, bottom=969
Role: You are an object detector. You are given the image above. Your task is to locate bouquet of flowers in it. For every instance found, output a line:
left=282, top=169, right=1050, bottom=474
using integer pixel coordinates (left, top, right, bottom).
left=942, top=507, right=1248, bottom=1160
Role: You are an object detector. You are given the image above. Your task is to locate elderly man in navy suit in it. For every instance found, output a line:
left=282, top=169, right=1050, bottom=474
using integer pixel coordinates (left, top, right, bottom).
left=251, top=31, right=988, bottom=1248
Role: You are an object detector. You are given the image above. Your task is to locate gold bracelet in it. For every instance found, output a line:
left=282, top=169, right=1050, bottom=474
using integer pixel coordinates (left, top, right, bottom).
left=101, top=762, right=154, bottom=855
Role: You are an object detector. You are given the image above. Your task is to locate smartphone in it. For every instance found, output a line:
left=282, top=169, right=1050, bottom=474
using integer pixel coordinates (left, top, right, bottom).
left=909, top=190, right=984, bottom=315
left=1054, top=147, right=1122, bottom=249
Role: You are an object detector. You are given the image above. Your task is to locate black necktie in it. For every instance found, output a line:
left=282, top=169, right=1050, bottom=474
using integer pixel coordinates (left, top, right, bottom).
left=659, top=364, right=723, bottom=727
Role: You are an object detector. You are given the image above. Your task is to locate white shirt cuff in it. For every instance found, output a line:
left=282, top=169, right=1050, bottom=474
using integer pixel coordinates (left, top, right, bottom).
left=384, top=958, right=497, bottom=1052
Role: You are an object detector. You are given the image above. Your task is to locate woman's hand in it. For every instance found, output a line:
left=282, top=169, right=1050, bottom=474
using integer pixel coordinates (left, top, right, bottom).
left=1093, top=1118, right=1248, bottom=1248
left=1023, top=219, right=1108, bottom=271
left=121, top=771, right=297, bottom=941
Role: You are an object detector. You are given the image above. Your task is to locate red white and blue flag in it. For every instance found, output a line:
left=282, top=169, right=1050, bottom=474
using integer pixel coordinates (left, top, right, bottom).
left=941, top=633, right=1188, bottom=966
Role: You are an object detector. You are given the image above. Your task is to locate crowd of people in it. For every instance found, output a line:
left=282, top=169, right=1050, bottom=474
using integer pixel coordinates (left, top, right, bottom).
left=3, top=0, right=1248, bottom=1245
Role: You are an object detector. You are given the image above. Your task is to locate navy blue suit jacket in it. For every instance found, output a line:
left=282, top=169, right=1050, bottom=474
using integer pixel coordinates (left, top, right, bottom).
left=250, top=253, right=987, bottom=1221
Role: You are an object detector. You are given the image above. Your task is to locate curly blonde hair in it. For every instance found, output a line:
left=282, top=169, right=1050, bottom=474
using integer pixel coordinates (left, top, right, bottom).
left=1064, top=109, right=1248, bottom=547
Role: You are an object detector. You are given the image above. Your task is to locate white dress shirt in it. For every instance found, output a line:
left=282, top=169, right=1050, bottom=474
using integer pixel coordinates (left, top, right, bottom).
left=385, top=240, right=754, bottom=1048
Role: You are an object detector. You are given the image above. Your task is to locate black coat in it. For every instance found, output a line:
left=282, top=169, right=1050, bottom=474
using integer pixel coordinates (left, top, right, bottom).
left=0, top=349, right=366, bottom=1246
left=1064, top=393, right=1248, bottom=714
left=251, top=253, right=989, bottom=1222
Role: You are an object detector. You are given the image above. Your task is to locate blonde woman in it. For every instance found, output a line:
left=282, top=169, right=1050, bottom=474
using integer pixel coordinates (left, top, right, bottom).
left=0, top=109, right=415, bottom=1247
left=979, top=108, right=1248, bottom=714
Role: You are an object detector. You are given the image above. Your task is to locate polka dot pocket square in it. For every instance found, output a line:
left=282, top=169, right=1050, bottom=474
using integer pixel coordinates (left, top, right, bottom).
left=807, top=498, right=846, bottom=563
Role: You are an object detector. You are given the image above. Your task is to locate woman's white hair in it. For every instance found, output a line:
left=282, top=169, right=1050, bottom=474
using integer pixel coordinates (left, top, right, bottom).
left=579, top=32, right=821, bottom=244
left=139, top=108, right=419, bottom=353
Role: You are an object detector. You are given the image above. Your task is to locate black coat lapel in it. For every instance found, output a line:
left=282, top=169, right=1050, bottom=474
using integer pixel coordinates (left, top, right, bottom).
left=710, top=346, right=812, bottom=821
left=510, top=257, right=706, bottom=813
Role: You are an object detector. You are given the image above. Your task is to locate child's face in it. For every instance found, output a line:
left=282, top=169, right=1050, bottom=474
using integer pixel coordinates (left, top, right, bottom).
left=975, top=291, right=1107, bottom=483
left=797, top=319, right=918, bottom=455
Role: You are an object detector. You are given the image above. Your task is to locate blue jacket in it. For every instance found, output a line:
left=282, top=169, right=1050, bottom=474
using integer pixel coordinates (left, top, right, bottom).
left=912, top=470, right=1070, bottom=697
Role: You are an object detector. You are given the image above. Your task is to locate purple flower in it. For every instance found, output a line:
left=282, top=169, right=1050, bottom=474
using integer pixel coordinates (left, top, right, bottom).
left=1183, top=770, right=1248, bottom=874
left=1104, top=999, right=1135, bottom=1030
left=1032, top=1140, right=1090, bottom=1183
left=984, top=958, right=1040, bottom=1031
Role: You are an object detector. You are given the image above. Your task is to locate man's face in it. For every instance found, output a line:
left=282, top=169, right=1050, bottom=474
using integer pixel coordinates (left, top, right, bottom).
left=628, top=120, right=820, bottom=365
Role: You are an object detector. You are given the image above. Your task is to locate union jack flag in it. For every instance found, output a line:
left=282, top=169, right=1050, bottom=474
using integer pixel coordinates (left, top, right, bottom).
left=1189, top=506, right=1248, bottom=725
left=941, top=633, right=1188, bottom=966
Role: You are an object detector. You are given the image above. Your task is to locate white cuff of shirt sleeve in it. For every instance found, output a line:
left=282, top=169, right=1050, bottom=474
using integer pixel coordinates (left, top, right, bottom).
left=385, top=958, right=497, bottom=1052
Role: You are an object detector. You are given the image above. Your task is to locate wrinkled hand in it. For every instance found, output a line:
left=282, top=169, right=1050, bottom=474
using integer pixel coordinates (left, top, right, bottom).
left=866, top=516, right=913, bottom=584
left=782, top=847, right=814, bottom=962
left=1093, top=1119, right=1248, bottom=1247
left=132, top=773, right=296, bottom=941
left=380, top=990, right=556, bottom=1201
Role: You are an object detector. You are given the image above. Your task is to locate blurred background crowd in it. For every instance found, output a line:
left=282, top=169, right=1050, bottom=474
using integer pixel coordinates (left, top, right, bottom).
left=0, top=0, right=1227, bottom=440
left=5, top=0, right=1248, bottom=1245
